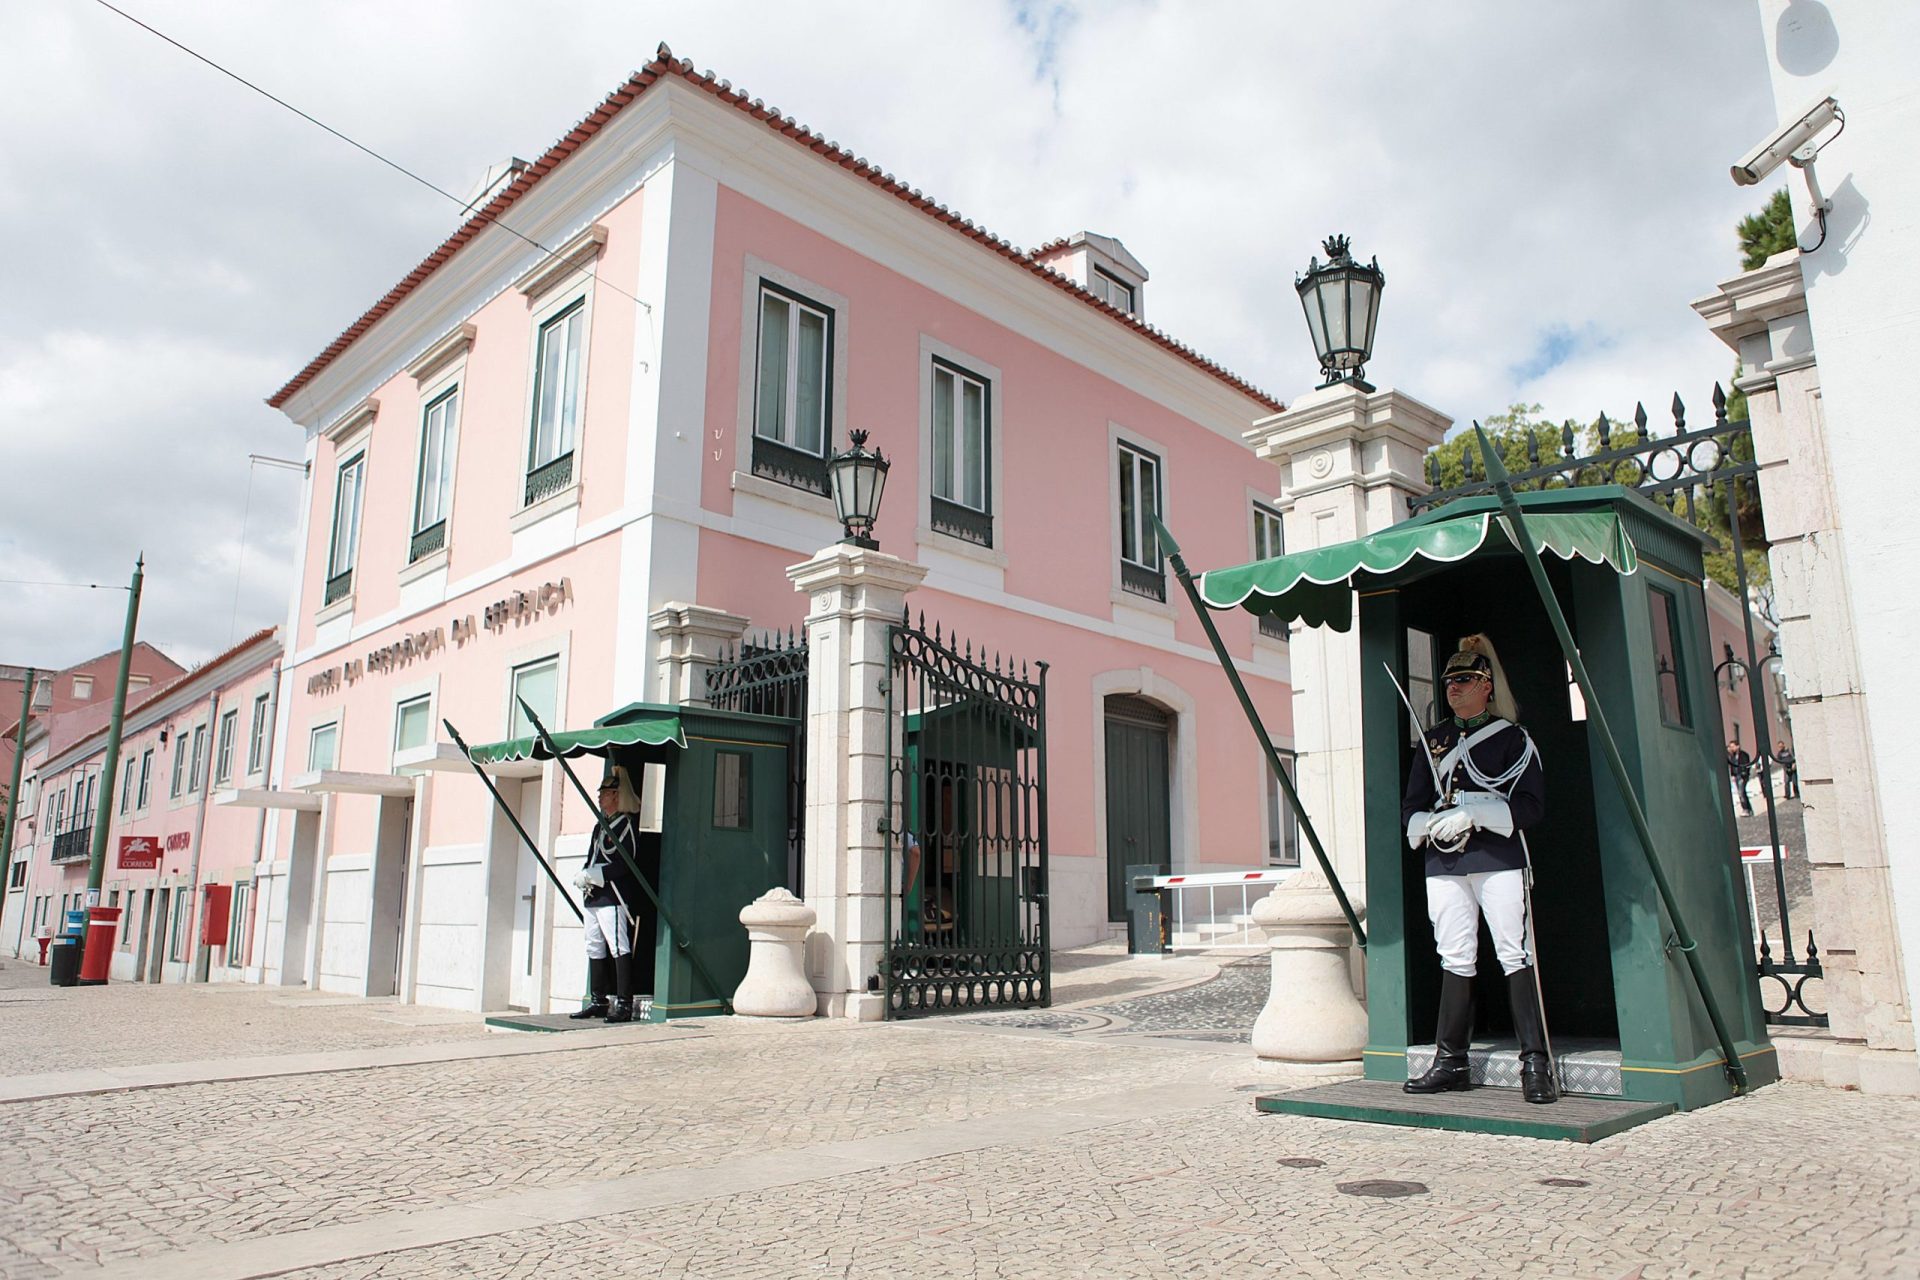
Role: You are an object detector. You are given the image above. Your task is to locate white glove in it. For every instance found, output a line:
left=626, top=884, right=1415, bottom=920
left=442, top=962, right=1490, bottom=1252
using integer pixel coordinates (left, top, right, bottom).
left=1429, top=808, right=1475, bottom=845
left=1456, top=792, right=1515, bottom=837
left=1406, top=811, right=1433, bottom=849
left=572, top=873, right=591, bottom=895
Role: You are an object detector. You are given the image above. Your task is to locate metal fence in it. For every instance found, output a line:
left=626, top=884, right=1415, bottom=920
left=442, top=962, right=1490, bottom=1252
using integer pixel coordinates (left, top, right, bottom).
left=704, top=628, right=809, bottom=890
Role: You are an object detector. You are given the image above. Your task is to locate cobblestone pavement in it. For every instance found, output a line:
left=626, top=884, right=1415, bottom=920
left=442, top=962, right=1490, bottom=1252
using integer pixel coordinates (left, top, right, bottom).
left=3, top=950, right=1915, bottom=1279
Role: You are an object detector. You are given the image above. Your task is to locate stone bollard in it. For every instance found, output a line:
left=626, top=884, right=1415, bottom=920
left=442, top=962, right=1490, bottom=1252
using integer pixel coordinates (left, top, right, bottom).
left=733, top=889, right=818, bottom=1018
left=1251, top=866, right=1368, bottom=1073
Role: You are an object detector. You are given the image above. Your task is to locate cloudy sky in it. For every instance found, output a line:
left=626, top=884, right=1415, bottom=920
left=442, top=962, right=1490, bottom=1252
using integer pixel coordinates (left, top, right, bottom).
left=0, top=1, right=1780, bottom=670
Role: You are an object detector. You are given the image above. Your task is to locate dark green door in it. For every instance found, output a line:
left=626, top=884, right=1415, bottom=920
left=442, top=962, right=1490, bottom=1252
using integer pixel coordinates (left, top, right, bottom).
left=1105, top=696, right=1171, bottom=920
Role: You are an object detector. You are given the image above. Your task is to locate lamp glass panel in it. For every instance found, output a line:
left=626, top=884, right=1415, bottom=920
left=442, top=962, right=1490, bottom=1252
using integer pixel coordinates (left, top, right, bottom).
left=1322, top=279, right=1350, bottom=350
left=1302, top=289, right=1329, bottom=358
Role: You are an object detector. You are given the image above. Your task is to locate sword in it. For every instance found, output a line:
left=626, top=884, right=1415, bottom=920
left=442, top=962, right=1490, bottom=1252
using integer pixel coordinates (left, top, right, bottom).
left=1382, top=663, right=1449, bottom=805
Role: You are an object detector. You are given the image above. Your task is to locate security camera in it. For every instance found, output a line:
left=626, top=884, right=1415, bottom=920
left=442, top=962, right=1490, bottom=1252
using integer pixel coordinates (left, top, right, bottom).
left=1731, top=96, right=1841, bottom=186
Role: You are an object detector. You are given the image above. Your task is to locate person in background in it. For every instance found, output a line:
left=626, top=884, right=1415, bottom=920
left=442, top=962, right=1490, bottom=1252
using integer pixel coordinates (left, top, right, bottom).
left=1727, top=740, right=1754, bottom=817
left=1775, top=739, right=1800, bottom=801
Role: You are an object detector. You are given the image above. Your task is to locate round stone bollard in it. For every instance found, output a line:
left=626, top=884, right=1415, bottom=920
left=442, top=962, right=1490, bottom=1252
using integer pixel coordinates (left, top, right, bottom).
left=733, top=888, right=818, bottom=1018
left=1251, top=866, right=1368, bottom=1073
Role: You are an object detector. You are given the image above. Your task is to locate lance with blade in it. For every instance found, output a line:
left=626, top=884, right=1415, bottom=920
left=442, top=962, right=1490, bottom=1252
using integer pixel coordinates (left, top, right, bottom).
left=444, top=719, right=582, bottom=922
left=1468, top=422, right=1747, bottom=1092
left=516, top=699, right=732, bottom=1013
left=1152, top=513, right=1365, bottom=948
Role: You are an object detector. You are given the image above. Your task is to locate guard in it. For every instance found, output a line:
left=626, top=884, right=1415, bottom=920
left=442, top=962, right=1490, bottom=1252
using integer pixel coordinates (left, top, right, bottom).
left=570, top=763, right=645, bottom=1023
left=1401, top=634, right=1557, bottom=1104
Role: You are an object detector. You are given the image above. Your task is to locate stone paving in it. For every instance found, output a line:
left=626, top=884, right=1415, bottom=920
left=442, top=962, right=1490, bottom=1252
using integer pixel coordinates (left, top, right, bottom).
left=0, top=948, right=1914, bottom=1279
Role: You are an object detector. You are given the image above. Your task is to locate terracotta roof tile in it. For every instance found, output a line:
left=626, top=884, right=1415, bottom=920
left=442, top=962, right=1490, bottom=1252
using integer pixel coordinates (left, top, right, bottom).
left=269, top=46, right=1282, bottom=415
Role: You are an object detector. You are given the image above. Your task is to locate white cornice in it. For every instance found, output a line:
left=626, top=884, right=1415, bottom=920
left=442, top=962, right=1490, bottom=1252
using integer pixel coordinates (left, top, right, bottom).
left=322, top=397, right=379, bottom=444
left=514, top=223, right=608, bottom=301
left=1691, top=254, right=1808, bottom=348
left=406, top=324, right=477, bottom=383
left=276, top=78, right=1274, bottom=443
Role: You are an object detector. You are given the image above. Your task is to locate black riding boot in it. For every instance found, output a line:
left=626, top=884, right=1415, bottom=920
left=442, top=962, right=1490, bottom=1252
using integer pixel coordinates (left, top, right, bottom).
left=605, top=951, right=635, bottom=1023
left=1508, top=966, right=1558, bottom=1104
left=570, top=956, right=612, bottom=1019
left=1404, top=970, right=1475, bottom=1093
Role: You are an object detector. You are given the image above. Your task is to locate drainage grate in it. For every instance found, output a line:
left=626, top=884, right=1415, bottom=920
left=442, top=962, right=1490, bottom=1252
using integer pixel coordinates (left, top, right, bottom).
left=1337, top=1179, right=1428, bottom=1198
left=1276, top=1158, right=1326, bottom=1168
left=1539, top=1177, right=1591, bottom=1188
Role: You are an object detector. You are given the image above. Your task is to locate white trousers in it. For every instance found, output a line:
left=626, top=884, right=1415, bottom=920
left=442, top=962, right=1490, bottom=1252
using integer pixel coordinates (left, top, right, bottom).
left=582, top=902, right=633, bottom=960
left=1427, top=869, right=1530, bottom=977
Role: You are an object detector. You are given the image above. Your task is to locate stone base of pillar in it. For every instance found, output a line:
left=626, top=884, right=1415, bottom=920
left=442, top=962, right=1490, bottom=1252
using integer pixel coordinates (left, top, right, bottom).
left=815, top=991, right=887, bottom=1022
left=733, top=889, right=817, bottom=1019
left=1251, top=866, right=1368, bottom=1067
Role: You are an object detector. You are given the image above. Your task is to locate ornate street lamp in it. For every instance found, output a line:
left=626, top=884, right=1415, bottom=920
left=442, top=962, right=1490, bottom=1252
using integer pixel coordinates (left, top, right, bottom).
left=1296, top=234, right=1385, bottom=390
left=827, top=428, right=890, bottom=549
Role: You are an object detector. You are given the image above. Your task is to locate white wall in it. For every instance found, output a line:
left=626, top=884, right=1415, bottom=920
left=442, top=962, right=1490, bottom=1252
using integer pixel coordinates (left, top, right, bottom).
left=1757, top=1, right=1920, bottom=1033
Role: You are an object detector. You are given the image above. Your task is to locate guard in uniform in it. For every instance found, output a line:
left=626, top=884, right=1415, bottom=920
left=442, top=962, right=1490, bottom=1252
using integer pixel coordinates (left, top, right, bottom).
left=1401, top=635, right=1556, bottom=1104
left=570, top=763, right=645, bottom=1023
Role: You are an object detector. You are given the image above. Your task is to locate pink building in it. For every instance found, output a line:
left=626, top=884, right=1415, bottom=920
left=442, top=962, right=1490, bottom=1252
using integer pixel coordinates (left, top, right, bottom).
left=4, top=630, right=280, bottom=981
left=253, top=47, right=1301, bottom=1014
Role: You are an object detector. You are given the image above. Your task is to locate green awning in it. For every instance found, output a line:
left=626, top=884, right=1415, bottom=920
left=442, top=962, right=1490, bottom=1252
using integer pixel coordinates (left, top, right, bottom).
left=465, top=713, right=685, bottom=764
left=1197, top=511, right=1639, bottom=633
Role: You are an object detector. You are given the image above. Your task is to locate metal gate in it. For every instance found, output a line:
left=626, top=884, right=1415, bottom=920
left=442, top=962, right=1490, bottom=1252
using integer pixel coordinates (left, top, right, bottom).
left=1410, top=387, right=1824, bottom=1027
left=883, top=614, right=1049, bottom=1018
left=705, top=628, right=808, bottom=890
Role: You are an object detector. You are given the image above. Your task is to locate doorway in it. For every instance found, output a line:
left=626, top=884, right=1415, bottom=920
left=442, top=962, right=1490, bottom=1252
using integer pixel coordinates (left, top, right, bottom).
left=133, top=887, right=153, bottom=981
left=1104, top=696, right=1172, bottom=921
left=507, top=782, right=541, bottom=1011
left=147, top=887, right=170, bottom=983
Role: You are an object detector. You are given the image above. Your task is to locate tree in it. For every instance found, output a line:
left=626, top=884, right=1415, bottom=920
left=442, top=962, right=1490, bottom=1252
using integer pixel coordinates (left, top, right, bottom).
left=1737, top=189, right=1796, bottom=270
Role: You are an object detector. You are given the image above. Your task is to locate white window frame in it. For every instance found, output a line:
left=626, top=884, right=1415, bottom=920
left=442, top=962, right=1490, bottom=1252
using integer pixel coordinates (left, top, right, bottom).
left=1117, top=441, right=1163, bottom=571
left=120, top=755, right=134, bottom=814
left=170, top=736, right=188, bottom=799
left=1249, top=495, right=1289, bottom=648
left=72, top=675, right=94, bottom=700
left=916, top=336, right=1007, bottom=570
left=308, top=721, right=340, bottom=773
left=247, top=692, right=271, bottom=775
left=1092, top=265, right=1135, bottom=315
left=187, top=723, right=207, bottom=794
left=752, top=282, right=833, bottom=458
left=327, top=449, right=367, bottom=583
left=413, top=385, right=459, bottom=540
left=1264, top=749, right=1301, bottom=868
left=392, top=692, right=434, bottom=757
left=136, top=749, right=152, bottom=810
left=522, top=295, right=588, bottom=509
left=507, top=657, right=561, bottom=741
left=1107, top=424, right=1175, bottom=621
left=214, top=709, right=238, bottom=786
left=731, top=257, right=850, bottom=521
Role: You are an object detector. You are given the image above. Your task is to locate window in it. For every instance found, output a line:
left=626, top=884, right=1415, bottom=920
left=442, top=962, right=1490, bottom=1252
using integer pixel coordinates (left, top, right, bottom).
left=930, top=358, right=992, bottom=546
left=526, top=301, right=584, bottom=505
left=713, top=752, right=751, bottom=829
left=1092, top=265, right=1135, bottom=315
left=248, top=693, right=270, bottom=774
left=508, top=659, right=559, bottom=739
left=128, top=674, right=150, bottom=690
left=751, top=283, right=833, bottom=493
left=1253, top=504, right=1287, bottom=639
left=394, top=695, right=432, bottom=754
left=120, top=755, right=134, bottom=814
left=170, top=736, right=188, bottom=798
left=412, top=387, right=458, bottom=560
left=83, top=773, right=96, bottom=825
left=72, top=675, right=93, bottom=699
left=70, top=780, right=87, bottom=829
left=215, top=710, right=238, bottom=786
left=170, top=893, right=190, bottom=963
left=1117, top=441, right=1164, bottom=600
left=326, top=451, right=366, bottom=605
left=137, top=750, right=152, bottom=809
left=48, top=787, right=63, bottom=834
left=228, top=881, right=252, bottom=968
left=1266, top=751, right=1301, bottom=867
left=188, top=724, right=206, bottom=794
left=1649, top=586, right=1691, bottom=729
left=8, top=862, right=24, bottom=890
left=308, top=722, right=339, bottom=772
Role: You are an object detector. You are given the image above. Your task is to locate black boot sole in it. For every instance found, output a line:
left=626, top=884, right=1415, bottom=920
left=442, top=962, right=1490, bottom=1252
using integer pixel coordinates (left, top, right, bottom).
left=1403, top=1074, right=1473, bottom=1095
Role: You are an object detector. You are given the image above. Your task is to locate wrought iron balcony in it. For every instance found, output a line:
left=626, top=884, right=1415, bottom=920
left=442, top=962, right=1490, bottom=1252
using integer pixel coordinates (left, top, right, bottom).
left=750, top=436, right=830, bottom=496
left=51, top=827, right=92, bottom=864
left=524, top=452, right=575, bottom=508
left=930, top=496, right=993, bottom=548
left=1120, top=559, right=1166, bottom=602
left=1259, top=614, right=1289, bottom=640
left=409, top=520, right=447, bottom=564
left=323, top=570, right=353, bottom=606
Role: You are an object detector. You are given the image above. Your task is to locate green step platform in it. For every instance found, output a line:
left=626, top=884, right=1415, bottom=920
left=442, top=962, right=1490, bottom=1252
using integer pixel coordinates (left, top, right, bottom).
left=1255, top=1079, right=1674, bottom=1143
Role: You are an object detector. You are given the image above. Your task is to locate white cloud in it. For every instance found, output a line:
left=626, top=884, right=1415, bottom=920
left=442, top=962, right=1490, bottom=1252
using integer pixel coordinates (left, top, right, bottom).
left=0, top=0, right=1779, bottom=666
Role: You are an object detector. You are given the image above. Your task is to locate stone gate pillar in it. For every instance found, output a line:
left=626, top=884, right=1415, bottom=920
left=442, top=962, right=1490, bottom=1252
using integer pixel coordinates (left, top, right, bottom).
left=650, top=602, right=751, bottom=706
left=1245, top=384, right=1450, bottom=885
left=787, top=544, right=928, bottom=1020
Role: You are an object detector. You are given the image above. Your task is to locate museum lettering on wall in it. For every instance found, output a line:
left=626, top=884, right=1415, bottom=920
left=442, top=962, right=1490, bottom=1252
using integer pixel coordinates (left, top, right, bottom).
left=306, top=577, right=572, bottom=696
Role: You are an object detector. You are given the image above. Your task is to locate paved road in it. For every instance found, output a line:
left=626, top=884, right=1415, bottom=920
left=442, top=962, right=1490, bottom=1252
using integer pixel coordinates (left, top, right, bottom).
left=0, top=953, right=1912, bottom=1279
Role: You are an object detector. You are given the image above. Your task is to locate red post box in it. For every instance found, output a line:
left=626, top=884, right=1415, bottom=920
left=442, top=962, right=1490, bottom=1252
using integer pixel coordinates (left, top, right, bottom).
left=200, top=884, right=232, bottom=946
left=77, top=906, right=121, bottom=985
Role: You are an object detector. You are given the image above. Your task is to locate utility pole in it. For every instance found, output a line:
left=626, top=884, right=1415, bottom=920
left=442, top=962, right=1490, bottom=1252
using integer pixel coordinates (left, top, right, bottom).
left=0, top=666, right=38, bottom=927
left=84, top=556, right=145, bottom=906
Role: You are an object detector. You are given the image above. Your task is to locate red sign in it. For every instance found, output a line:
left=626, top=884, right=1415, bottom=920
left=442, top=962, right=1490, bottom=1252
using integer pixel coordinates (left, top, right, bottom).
left=1739, top=844, right=1789, bottom=863
left=117, top=835, right=161, bottom=869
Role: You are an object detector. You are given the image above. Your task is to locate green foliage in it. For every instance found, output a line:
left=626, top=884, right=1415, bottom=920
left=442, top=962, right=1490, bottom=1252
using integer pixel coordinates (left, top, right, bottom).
left=1737, top=189, right=1796, bottom=270
left=1427, top=404, right=1602, bottom=492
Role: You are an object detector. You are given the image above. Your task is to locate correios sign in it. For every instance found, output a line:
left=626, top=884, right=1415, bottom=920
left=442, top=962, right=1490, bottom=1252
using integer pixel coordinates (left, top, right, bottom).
left=307, top=577, right=573, bottom=696
left=117, top=835, right=161, bottom=869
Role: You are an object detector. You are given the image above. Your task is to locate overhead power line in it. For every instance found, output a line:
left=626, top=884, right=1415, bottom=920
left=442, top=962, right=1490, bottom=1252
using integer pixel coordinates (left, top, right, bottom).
left=91, top=0, right=651, bottom=316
